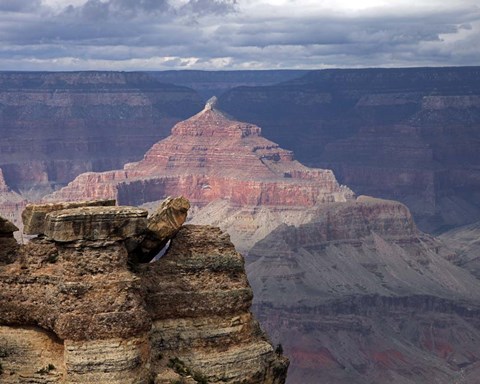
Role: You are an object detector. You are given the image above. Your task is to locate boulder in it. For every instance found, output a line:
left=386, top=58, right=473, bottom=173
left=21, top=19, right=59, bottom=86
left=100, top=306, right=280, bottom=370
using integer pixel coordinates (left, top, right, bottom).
left=22, top=199, right=116, bottom=235
left=129, top=196, right=190, bottom=263
left=44, top=206, right=147, bottom=242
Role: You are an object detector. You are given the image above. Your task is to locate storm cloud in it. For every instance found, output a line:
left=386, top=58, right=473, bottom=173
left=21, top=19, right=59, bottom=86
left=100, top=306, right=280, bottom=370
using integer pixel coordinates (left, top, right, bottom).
left=0, top=0, right=478, bottom=70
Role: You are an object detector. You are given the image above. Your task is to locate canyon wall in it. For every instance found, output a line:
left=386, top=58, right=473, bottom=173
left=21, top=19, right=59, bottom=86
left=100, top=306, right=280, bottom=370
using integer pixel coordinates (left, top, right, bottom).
left=218, top=66, right=480, bottom=232
left=0, top=71, right=203, bottom=193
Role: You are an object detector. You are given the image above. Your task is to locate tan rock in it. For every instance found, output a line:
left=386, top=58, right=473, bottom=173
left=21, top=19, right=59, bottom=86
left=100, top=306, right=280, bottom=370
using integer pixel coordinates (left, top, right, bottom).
left=44, top=206, right=147, bottom=242
left=0, top=213, right=287, bottom=383
left=147, top=196, right=190, bottom=239
left=22, top=199, right=116, bottom=235
left=130, top=196, right=190, bottom=263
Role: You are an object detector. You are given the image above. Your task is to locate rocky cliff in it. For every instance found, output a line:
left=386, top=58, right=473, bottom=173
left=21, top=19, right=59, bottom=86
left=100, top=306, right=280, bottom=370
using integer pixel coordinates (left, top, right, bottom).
left=0, top=198, right=288, bottom=384
left=247, top=197, right=480, bottom=383
left=218, top=66, right=480, bottom=233
left=0, top=71, right=203, bottom=193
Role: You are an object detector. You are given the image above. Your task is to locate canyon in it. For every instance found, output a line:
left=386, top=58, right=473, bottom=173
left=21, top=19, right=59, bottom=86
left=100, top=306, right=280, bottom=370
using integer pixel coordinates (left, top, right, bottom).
left=1, top=69, right=480, bottom=383
left=2, top=68, right=480, bottom=235
left=41, top=99, right=480, bottom=383
left=45, top=97, right=355, bottom=252
left=0, top=198, right=288, bottom=383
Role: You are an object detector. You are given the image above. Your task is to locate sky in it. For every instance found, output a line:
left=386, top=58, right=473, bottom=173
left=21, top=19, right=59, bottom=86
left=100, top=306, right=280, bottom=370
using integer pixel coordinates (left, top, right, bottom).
left=0, top=0, right=479, bottom=70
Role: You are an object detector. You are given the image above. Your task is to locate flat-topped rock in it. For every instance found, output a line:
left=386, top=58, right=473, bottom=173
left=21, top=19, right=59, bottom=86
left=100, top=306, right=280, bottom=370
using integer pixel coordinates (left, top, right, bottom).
left=44, top=206, right=147, bottom=242
left=22, top=199, right=116, bottom=235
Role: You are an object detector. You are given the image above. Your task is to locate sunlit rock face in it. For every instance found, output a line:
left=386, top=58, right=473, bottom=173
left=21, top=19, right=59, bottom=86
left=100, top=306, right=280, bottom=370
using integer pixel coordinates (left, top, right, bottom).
left=0, top=199, right=288, bottom=384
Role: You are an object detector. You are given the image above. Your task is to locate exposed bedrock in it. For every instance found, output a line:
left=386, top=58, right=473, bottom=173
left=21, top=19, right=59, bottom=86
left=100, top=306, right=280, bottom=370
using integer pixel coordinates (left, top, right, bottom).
left=0, top=199, right=287, bottom=384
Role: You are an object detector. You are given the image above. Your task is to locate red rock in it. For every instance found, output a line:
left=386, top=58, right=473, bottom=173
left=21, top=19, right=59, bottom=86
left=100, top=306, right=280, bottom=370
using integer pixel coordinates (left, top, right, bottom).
left=48, top=99, right=354, bottom=209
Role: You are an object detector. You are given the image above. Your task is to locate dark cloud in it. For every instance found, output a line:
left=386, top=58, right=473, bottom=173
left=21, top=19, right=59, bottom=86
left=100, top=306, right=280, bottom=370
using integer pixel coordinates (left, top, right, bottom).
left=0, top=0, right=40, bottom=12
left=0, top=0, right=478, bottom=70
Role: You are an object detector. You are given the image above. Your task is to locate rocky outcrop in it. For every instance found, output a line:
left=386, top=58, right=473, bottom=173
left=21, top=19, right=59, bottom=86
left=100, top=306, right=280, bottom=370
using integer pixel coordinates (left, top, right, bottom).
left=129, top=196, right=191, bottom=263
left=0, top=216, right=18, bottom=264
left=0, top=199, right=287, bottom=384
left=246, top=198, right=480, bottom=383
left=0, top=71, right=204, bottom=193
left=218, top=66, right=480, bottom=232
left=22, top=199, right=116, bottom=235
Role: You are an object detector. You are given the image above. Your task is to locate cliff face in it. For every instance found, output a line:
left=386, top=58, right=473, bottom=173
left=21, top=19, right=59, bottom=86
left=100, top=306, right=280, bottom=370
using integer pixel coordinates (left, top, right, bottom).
left=246, top=197, right=480, bottom=383
left=218, top=66, right=480, bottom=232
left=0, top=71, right=203, bottom=192
left=0, top=199, right=287, bottom=384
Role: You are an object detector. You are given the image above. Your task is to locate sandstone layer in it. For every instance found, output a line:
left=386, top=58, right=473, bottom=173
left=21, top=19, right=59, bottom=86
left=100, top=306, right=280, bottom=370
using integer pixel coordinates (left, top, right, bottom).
left=0, top=200, right=288, bottom=384
left=218, top=66, right=480, bottom=232
left=246, top=197, right=480, bottom=383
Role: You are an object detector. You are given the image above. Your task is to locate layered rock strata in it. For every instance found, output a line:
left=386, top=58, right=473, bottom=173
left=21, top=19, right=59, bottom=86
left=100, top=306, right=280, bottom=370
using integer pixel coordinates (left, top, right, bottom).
left=247, top=197, right=480, bottom=383
left=218, top=66, right=480, bottom=232
left=0, top=200, right=287, bottom=384
left=0, top=71, right=204, bottom=192
left=46, top=98, right=354, bottom=251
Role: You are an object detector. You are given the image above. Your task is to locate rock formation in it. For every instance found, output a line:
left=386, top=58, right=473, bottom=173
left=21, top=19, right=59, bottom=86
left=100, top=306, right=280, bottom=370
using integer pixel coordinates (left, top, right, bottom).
left=247, top=197, right=480, bottom=383
left=46, top=98, right=354, bottom=252
left=218, top=66, right=480, bottom=232
left=0, top=199, right=288, bottom=384
left=40, top=92, right=480, bottom=383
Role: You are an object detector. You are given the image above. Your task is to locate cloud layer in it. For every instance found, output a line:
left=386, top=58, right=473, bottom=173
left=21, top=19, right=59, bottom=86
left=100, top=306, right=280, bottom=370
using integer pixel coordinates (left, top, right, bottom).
left=0, top=0, right=479, bottom=70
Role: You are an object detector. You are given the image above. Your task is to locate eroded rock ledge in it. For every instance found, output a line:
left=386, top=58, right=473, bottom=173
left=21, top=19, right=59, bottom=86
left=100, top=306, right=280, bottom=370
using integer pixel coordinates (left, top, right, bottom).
left=0, top=198, right=288, bottom=384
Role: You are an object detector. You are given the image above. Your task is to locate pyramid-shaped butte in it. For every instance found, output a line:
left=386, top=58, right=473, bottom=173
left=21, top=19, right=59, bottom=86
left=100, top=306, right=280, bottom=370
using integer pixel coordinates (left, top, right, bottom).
left=49, top=98, right=354, bottom=207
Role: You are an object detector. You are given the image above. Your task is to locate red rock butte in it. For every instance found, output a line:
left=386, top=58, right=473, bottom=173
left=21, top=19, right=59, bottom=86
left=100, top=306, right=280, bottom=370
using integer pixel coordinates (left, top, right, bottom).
left=49, top=98, right=354, bottom=207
